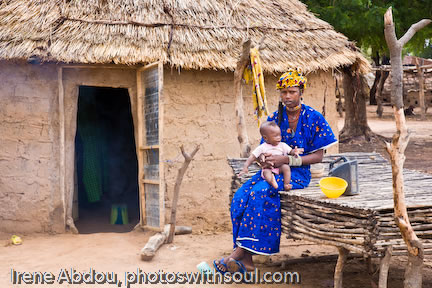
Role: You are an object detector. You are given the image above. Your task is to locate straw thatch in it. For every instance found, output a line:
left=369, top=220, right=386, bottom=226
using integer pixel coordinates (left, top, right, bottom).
left=0, top=0, right=370, bottom=73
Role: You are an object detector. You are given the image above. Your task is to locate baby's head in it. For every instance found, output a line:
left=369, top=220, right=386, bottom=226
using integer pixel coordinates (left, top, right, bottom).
left=260, top=121, right=282, bottom=146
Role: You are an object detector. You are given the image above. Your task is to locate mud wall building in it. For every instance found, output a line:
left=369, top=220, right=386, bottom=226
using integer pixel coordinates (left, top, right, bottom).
left=0, top=0, right=369, bottom=233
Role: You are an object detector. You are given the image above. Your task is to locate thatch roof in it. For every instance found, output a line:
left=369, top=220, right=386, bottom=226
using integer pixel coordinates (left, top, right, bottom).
left=0, top=0, right=370, bottom=73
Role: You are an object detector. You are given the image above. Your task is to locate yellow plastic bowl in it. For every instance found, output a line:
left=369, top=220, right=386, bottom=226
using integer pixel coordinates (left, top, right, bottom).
left=319, top=177, right=348, bottom=199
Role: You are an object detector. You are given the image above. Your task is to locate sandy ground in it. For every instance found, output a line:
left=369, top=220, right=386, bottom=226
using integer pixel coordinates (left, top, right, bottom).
left=339, top=105, right=432, bottom=174
left=2, top=230, right=431, bottom=288
left=2, top=105, right=432, bottom=288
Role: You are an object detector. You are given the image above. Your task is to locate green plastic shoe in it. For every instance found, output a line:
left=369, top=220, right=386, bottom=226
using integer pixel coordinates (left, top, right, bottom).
left=110, top=204, right=128, bottom=225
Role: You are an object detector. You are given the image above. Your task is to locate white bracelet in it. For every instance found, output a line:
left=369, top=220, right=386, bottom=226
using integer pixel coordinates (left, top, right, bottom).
left=288, top=155, right=302, bottom=166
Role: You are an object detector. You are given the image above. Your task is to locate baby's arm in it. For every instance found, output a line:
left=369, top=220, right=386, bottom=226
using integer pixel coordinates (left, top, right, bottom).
left=289, top=146, right=304, bottom=157
left=239, top=154, right=257, bottom=176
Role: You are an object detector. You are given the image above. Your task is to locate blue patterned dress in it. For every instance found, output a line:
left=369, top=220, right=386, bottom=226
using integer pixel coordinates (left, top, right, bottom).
left=231, top=104, right=337, bottom=255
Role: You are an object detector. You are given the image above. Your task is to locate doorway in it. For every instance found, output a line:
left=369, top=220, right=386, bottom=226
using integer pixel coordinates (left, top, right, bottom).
left=74, top=86, right=139, bottom=233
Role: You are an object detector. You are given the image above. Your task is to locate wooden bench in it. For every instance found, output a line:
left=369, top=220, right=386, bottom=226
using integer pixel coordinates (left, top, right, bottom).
left=228, top=152, right=432, bottom=286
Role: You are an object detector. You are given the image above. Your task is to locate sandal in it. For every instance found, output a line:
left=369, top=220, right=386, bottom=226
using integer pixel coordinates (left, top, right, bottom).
left=227, top=259, right=247, bottom=274
left=213, top=258, right=229, bottom=275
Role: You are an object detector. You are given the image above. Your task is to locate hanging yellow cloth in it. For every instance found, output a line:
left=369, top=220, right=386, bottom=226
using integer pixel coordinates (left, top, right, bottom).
left=243, top=48, right=269, bottom=126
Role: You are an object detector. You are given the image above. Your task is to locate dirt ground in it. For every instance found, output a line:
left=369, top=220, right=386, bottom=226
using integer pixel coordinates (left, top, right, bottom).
left=339, top=105, right=432, bottom=174
left=1, top=105, right=432, bottom=288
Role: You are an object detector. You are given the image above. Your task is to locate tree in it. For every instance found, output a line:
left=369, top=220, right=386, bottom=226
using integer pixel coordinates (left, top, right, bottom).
left=302, top=0, right=432, bottom=59
left=384, top=7, right=430, bottom=287
left=417, top=42, right=432, bottom=58
left=339, top=67, right=373, bottom=142
left=302, top=0, right=432, bottom=139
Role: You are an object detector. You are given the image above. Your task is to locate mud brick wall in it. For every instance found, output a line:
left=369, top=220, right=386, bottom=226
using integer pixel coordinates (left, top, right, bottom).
left=0, top=62, right=138, bottom=234
left=0, top=61, right=337, bottom=234
left=162, top=69, right=337, bottom=232
left=382, top=71, right=432, bottom=106
left=0, top=61, right=63, bottom=233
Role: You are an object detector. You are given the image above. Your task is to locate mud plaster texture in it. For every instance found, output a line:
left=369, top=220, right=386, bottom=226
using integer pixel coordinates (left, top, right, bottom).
left=0, top=61, right=62, bottom=233
left=0, top=61, right=138, bottom=234
left=0, top=62, right=337, bottom=234
left=161, top=69, right=338, bottom=232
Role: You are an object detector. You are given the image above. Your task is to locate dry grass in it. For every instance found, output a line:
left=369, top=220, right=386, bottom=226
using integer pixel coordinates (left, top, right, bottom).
left=0, top=0, right=370, bottom=73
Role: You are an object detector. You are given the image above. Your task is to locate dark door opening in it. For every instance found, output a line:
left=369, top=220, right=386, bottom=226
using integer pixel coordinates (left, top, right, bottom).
left=74, top=86, right=139, bottom=233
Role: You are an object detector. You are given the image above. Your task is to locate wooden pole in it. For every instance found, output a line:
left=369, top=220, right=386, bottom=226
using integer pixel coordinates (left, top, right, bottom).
left=334, top=247, right=349, bottom=288
left=366, top=256, right=378, bottom=288
left=166, top=145, right=199, bottom=244
left=58, top=67, right=78, bottom=234
left=141, top=232, right=167, bottom=261
left=234, top=37, right=266, bottom=157
left=378, top=246, right=393, bottom=288
left=415, top=58, right=426, bottom=119
left=376, top=67, right=388, bottom=118
left=136, top=68, right=145, bottom=226
left=140, top=225, right=192, bottom=261
left=336, top=77, right=343, bottom=117
left=234, top=40, right=252, bottom=158
left=372, top=64, right=432, bottom=71
left=383, top=7, right=430, bottom=288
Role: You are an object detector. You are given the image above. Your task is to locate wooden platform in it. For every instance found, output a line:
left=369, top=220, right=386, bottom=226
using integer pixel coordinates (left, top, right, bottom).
left=228, top=152, right=432, bottom=258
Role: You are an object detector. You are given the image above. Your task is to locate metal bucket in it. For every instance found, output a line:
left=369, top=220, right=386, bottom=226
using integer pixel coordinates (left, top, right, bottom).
left=328, top=156, right=359, bottom=196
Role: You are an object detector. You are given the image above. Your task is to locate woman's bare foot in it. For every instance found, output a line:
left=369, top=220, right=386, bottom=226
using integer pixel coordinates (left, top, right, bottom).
left=284, top=183, right=292, bottom=191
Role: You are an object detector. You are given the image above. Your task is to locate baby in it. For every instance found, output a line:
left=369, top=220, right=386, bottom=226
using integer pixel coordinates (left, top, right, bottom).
left=239, top=121, right=302, bottom=191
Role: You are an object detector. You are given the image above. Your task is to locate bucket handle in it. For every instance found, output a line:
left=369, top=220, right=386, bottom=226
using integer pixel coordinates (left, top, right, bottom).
left=329, top=156, right=348, bottom=170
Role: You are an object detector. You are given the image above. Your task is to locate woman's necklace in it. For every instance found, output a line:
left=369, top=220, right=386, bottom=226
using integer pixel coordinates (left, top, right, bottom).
left=286, top=104, right=301, bottom=112
left=283, top=103, right=301, bottom=137
left=287, top=109, right=301, bottom=123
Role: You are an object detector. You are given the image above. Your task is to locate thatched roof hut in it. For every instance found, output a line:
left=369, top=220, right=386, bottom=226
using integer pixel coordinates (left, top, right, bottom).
left=0, top=0, right=369, bottom=73
left=0, top=0, right=370, bottom=234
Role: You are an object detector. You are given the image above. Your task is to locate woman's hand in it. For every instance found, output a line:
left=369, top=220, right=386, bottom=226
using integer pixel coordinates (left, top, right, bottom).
left=257, top=153, right=272, bottom=169
left=260, top=149, right=324, bottom=168
left=261, top=153, right=288, bottom=168
left=257, top=149, right=324, bottom=169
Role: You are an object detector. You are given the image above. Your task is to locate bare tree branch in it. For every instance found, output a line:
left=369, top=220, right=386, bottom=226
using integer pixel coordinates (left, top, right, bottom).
left=234, top=40, right=252, bottom=158
left=180, top=144, right=200, bottom=162
left=167, top=145, right=200, bottom=243
left=383, top=6, right=429, bottom=287
left=399, top=19, right=432, bottom=47
left=384, top=8, right=400, bottom=51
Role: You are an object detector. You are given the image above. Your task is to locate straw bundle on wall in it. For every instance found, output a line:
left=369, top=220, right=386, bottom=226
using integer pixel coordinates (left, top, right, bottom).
left=0, top=0, right=370, bottom=73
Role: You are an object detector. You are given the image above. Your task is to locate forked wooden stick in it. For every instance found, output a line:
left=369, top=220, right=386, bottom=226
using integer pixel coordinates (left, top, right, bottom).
left=166, top=145, right=200, bottom=243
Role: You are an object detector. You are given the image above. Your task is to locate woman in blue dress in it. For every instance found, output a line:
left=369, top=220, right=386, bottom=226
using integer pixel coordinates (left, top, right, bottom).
left=214, top=69, right=338, bottom=273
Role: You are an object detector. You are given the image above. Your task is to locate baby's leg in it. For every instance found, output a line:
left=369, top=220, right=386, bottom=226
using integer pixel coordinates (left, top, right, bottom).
left=280, top=164, right=292, bottom=191
left=262, top=169, right=278, bottom=189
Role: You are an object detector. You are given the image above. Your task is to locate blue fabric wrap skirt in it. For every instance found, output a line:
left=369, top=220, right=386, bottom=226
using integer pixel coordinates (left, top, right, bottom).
left=231, top=168, right=308, bottom=255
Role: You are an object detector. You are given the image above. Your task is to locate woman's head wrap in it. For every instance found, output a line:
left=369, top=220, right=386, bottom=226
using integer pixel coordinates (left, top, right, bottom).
left=276, top=68, right=307, bottom=90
